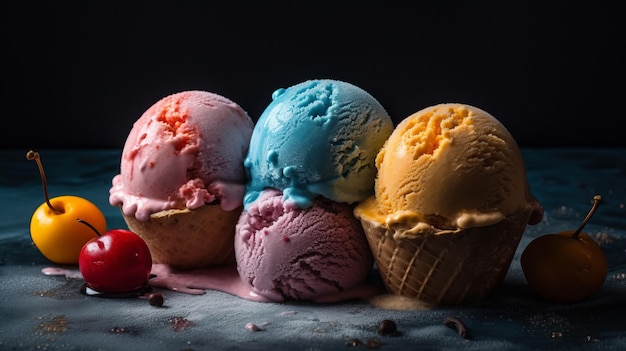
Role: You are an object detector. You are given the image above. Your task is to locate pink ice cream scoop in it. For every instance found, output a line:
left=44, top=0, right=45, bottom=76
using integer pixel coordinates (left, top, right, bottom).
left=109, top=91, right=254, bottom=222
left=235, top=188, right=374, bottom=301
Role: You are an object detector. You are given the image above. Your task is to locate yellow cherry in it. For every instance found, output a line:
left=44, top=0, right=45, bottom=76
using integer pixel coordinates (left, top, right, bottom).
left=27, top=150, right=106, bottom=264
left=521, top=195, right=608, bottom=303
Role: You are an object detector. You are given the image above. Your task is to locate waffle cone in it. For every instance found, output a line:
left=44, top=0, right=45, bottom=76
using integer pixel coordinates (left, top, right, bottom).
left=360, top=214, right=529, bottom=306
left=122, top=204, right=241, bottom=269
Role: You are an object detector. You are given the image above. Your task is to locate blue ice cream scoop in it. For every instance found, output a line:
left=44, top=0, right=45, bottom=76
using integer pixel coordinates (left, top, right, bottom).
left=244, top=79, right=393, bottom=209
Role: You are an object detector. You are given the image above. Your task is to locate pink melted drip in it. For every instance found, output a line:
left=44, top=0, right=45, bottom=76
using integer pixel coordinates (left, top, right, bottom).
left=148, top=263, right=271, bottom=302
left=41, top=267, right=83, bottom=279
left=41, top=264, right=385, bottom=303
left=148, top=263, right=385, bottom=303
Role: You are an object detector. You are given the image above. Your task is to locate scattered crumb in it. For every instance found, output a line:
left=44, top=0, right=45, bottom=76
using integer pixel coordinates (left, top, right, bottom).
left=368, top=294, right=432, bottom=310
left=110, top=326, right=132, bottom=334
left=168, top=317, right=193, bottom=331
left=345, top=338, right=382, bottom=349
left=592, top=232, right=617, bottom=245
left=36, top=315, right=68, bottom=335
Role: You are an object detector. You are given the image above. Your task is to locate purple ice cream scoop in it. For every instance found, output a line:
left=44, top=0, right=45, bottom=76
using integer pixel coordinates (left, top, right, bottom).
left=235, top=189, right=373, bottom=301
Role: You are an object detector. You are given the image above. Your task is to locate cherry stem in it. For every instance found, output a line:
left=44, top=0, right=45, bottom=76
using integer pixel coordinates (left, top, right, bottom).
left=26, top=150, right=62, bottom=214
left=77, top=218, right=102, bottom=237
left=570, top=195, right=602, bottom=239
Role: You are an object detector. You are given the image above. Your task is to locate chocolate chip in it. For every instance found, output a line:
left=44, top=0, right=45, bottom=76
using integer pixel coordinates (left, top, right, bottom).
left=377, top=319, right=397, bottom=336
left=148, top=292, right=164, bottom=307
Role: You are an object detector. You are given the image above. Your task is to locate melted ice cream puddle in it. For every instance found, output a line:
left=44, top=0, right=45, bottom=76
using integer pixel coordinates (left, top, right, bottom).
left=42, top=264, right=384, bottom=303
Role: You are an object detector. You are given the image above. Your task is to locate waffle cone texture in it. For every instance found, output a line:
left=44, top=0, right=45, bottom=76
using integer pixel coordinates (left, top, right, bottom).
left=122, top=204, right=241, bottom=269
left=360, top=214, right=529, bottom=306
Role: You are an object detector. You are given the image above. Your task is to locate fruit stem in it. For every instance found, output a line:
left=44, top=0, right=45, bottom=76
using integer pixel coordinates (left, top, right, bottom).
left=77, top=218, right=101, bottom=237
left=571, top=195, right=602, bottom=240
left=26, top=150, right=62, bottom=214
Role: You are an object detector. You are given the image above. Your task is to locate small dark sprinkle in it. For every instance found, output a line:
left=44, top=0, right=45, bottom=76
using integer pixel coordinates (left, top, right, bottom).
left=148, top=293, right=164, bottom=307
left=377, top=319, right=397, bottom=336
left=444, top=316, right=470, bottom=339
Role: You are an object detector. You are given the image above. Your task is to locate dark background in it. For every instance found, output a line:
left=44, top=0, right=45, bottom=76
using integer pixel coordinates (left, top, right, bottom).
left=3, top=1, right=625, bottom=149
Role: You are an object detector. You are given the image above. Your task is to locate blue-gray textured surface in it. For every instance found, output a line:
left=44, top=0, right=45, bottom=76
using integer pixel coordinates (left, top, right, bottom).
left=1, top=148, right=625, bottom=350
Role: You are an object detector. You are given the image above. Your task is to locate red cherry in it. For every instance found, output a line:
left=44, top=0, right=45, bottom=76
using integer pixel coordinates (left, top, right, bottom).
left=79, top=228, right=152, bottom=293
